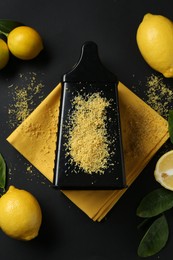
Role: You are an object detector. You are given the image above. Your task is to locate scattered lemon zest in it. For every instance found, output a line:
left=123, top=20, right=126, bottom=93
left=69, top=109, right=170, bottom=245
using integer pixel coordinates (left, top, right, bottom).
left=145, top=74, right=173, bottom=117
left=7, top=72, right=44, bottom=128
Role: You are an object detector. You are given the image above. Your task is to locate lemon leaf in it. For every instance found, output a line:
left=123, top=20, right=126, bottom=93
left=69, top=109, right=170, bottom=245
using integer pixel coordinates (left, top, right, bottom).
left=137, top=215, right=169, bottom=257
left=168, top=109, right=173, bottom=144
left=0, top=153, right=6, bottom=193
left=0, top=20, right=23, bottom=36
left=137, top=188, right=173, bottom=218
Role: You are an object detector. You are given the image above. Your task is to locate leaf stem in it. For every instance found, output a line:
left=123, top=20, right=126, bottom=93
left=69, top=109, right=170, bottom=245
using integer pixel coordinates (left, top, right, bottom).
left=137, top=218, right=149, bottom=229
left=0, top=30, right=8, bottom=37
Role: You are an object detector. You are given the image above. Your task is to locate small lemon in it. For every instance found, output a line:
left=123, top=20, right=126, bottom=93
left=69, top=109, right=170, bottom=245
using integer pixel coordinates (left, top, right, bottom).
left=0, top=38, right=9, bottom=70
left=7, top=26, right=43, bottom=60
left=154, top=150, right=173, bottom=191
left=0, top=186, right=42, bottom=240
left=136, top=13, right=173, bottom=78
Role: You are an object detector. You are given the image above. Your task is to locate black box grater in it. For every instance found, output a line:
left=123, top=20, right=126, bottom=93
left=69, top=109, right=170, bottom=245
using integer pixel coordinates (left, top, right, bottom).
left=53, top=41, right=126, bottom=190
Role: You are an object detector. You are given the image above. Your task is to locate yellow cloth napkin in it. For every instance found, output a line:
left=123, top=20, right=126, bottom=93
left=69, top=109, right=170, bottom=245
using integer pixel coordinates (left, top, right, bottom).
left=7, top=82, right=169, bottom=221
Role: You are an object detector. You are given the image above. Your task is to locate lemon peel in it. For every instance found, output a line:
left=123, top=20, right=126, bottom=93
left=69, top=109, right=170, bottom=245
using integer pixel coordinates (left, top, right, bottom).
left=136, top=13, right=173, bottom=78
left=0, top=38, right=9, bottom=70
left=7, top=26, right=43, bottom=60
left=154, top=151, right=173, bottom=191
left=0, top=185, right=42, bottom=240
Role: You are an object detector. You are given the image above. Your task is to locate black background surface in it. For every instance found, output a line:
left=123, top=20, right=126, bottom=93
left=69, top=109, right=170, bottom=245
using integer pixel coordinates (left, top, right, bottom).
left=0, top=0, right=173, bottom=259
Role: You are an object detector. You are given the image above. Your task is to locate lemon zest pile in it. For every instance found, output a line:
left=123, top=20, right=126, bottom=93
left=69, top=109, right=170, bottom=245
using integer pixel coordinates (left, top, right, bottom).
left=66, top=93, right=111, bottom=174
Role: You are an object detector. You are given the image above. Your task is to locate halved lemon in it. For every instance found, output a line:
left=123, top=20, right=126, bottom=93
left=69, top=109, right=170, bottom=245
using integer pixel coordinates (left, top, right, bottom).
left=154, top=150, right=173, bottom=190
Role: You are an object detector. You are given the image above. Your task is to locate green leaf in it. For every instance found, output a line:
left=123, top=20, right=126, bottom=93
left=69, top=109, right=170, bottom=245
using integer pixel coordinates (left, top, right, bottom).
left=0, top=153, right=6, bottom=192
left=137, top=188, right=173, bottom=218
left=137, top=215, right=169, bottom=257
left=168, top=109, right=173, bottom=144
left=0, top=19, right=23, bottom=36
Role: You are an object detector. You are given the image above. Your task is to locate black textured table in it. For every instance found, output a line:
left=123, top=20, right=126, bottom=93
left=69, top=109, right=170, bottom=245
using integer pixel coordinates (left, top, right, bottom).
left=0, top=0, right=173, bottom=259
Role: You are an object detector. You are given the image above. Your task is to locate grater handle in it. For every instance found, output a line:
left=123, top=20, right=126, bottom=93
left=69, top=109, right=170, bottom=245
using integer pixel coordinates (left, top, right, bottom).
left=62, top=41, right=117, bottom=83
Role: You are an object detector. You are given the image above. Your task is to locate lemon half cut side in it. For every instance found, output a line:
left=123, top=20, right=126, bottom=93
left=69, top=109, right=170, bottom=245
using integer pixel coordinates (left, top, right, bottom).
left=154, top=150, right=173, bottom=191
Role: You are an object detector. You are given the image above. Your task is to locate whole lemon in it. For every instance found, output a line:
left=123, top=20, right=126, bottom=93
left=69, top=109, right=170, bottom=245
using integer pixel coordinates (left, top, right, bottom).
left=7, top=26, right=43, bottom=60
left=0, top=186, right=42, bottom=240
left=136, top=13, right=173, bottom=78
left=0, top=38, right=10, bottom=70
